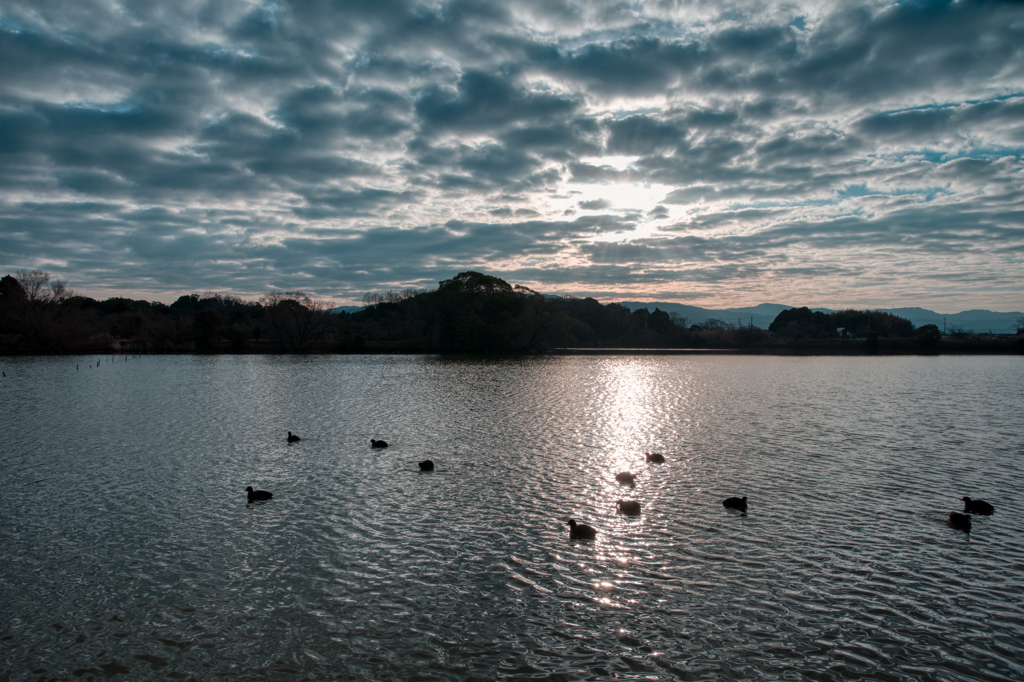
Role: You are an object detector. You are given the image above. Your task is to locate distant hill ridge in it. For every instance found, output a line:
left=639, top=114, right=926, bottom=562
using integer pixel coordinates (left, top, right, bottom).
left=614, top=302, right=1023, bottom=334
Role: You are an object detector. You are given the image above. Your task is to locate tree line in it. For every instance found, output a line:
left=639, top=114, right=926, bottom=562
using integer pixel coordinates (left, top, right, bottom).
left=1, top=269, right=1020, bottom=355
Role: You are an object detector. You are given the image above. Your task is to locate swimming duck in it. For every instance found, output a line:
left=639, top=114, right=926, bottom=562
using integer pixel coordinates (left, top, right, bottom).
left=615, top=471, right=636, bottom=485
left=722, top=496, right=748, bottom=511
left=287, top=431, right=301, bottom=443
left=419, top=459, right=434, bottom=471
left=616, top=500, right=641, bottom=515
left=567, top=519, right=597, bottom=539
left=645, top=453, right=665, bottom=463
left=948, top=511, right=972, bottom=530
left=371, top=439, right=388, bottom=448
left=961, top=497, right=994, bottom=515
left=246, top=486, right=273, bottom=502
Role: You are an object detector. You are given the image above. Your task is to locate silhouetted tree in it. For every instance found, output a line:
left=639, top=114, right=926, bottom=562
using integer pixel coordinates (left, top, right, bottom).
left=947, top=324, right=970, bottom=339
left=0, top=275, right=27, bottom=345
left=631, top=307, right=650, bottom=331
left=0, top=270, right=78, bottom=351
left=362, top=288, right=425, bottom=306
left=260, top=291, right=330, bottom=352
left=831, top=309, right=914, bottom=338
left=701, top=318, right=732, bottom=331
left=769, top=307, right=832, bottom=338
left=771, top=307, right=913, bottom=339
left=649, top=308, right=673, bottom=334
left=194, top=309, right=223, bottom=351
left=419, top=272, right=518, bottom=351
left=917, top=324, right=941, bottom=346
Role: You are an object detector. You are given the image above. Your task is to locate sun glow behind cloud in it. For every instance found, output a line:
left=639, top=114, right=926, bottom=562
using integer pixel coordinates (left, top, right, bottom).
left=568, top=154, right=677, bottom=243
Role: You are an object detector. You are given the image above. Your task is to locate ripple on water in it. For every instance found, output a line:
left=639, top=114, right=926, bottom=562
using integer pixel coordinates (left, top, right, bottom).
left=1, top=354, right=1023, bottom=680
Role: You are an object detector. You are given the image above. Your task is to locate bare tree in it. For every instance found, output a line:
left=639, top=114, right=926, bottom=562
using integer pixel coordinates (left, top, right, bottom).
left=363, top=289, right=426, bottom=307
left=260, top=291, right=330, bottom=352
left=1, top=270, right=78, bottom=350
left=947, top=323, right=971, bottom=339
left=16, top=270, right=74, bottom=307
left=701, top=318, right=732, bottom=331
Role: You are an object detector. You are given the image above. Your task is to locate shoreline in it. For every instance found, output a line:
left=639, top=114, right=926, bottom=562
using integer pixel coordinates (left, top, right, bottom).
left=546, top=344, right=1023, bottom=356
left=3, top=343, right=1022, bottom=358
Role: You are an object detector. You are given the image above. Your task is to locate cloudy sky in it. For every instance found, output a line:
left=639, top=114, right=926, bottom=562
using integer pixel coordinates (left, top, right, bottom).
left=1, top=0, right=1022, bottom=310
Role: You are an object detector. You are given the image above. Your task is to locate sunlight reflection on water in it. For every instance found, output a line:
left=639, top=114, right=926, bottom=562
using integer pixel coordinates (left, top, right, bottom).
left=1, top=354, right=1023, bottom=680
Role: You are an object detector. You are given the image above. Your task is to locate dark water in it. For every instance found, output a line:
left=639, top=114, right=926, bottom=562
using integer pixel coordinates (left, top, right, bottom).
left=1, top=354, right=1022, bottom=681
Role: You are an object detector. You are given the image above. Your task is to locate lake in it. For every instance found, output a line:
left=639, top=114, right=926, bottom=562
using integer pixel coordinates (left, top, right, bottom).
left=1, top=354, right=1022, bottom=681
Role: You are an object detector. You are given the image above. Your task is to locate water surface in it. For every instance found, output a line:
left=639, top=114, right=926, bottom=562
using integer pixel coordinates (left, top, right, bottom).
left=2, top=354, right=1022, bottom=680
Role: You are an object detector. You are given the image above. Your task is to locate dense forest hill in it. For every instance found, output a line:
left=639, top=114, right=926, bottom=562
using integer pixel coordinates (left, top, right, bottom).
left=1, top=270, right=1021, bottom=355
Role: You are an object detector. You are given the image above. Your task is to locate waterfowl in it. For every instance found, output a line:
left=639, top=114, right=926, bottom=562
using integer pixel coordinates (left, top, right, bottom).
left=961, top=497, right=994, bottom=515
left=723, top=496, right=748, bottom=511
left=615, top=471, right=636, bottom=485
left=419, top=459, right=434, bottom=471
left=616, top=500, right=641, bottom=515
left=246, top=486, right=273, bottom=502
left=567, top=519, right=597, bottom=539
left=371, top=439, right=388, bottom=449
left=948, top=511, right=972, bottom=531
left=645, top=453, right=665, bottom=463
left=287, top=431, right=301, bottom=443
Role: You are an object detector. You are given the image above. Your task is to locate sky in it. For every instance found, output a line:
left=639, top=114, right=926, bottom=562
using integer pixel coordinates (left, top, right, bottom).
left=1, top=0, right=1023, bottom=311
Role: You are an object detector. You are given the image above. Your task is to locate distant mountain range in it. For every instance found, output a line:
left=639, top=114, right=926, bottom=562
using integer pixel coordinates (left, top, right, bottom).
left=333, top=300, right=1022, bottom=334
left=616, top=302, right=1024, bottom=334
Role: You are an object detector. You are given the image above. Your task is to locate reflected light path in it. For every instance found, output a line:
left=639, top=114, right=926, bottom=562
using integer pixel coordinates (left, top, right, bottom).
left=2, top=354, right=1022, bottom=681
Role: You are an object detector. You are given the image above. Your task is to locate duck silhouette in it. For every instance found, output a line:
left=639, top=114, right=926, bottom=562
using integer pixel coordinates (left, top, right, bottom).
left=615, top=471, right=636, bottom=485
left=961, top=497, right=994, bottom=515
left=371, top=439, right=388, bottom=448
left=722, top=496, right=748, bottom=511
left=616, top=500, right=641, bottom=515
left=287, top=431, right=301, bottom=443
left=567, top=519, right=597, bottom=539
left=645, top=453, right=665, bottom=463
left=246, top=486, right=273, bottom=502
left=948, top=511, right=971, bottom=531
left=418, top=459, right=434, bottom=471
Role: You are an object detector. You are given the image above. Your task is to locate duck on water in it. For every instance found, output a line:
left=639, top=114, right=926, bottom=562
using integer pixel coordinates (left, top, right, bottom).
left=723, top=496, right=748, bottom=511
left=617, top=500, right=641, bottom=515
left=567, top=519, right=597, bottom=540
left=948, top=511, right=972, bottom=531
left=961, top=497, right=994, bottom=515
left=246, top=486, right=273, bottom=502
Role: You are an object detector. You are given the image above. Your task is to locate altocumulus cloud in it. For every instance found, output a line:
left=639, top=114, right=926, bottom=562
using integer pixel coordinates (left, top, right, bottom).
left=0, top=0, right=1022, bottom=309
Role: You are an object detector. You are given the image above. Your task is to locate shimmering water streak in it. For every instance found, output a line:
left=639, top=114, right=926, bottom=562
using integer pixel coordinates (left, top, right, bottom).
left=1, top=354, right=1022, bottom=680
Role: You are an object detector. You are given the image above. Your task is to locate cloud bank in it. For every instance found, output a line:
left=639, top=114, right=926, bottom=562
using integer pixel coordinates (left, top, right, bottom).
left=1, top=0, right=1022, bottom=309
